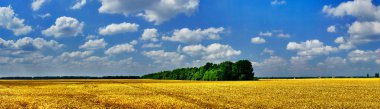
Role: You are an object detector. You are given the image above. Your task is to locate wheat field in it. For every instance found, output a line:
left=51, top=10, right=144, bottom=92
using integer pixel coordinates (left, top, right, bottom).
left=0, top=79, right=379, bottom=108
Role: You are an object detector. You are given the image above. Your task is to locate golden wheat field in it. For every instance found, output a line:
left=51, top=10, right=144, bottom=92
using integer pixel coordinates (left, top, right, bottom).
left=0, top=79, right=380, bottom=108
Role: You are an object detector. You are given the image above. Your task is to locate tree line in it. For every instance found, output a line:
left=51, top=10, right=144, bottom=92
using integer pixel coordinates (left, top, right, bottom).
left=142, top=60, right=254, bottom=81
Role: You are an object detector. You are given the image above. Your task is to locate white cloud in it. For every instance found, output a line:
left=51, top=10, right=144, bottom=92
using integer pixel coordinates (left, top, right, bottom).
left=42, top=16, right=84, bottom=38
left=142, top=43, right=162, bottom=48
left=287, top=39, right=338, bottom=56
left=38, top=13, right=51, bottom=19
left=335, top=36, right=345, bottom=44
left=142, top=50, right=185, bottom=65
left=99, top=22, right=139, bottom=36
left=130, top=40, right=138, bottom=45
left=323, top=0, right=380, bottom=48
left=79, top=39, right=107, bottom=50
left=338, top=42, right=355, bottom=50
left=251, top=37, right=266, bottom=44
left=348, top=49, right=380, bottom=64
left=105, top=40, right=137, bottom=55
left=31, top=0, right=47, bottom=11
left=271, top=0, right=286, bottom=6
left=71, top=0, right=86, bottom=10
left=182, top=43, right=241, bottom=62
left=181, top=44, right=203, bottom=56
left=141, top=28, right=158, bottom=41
left=0, top=37, right=63, bottom=51
left=334, top=36, right=354, bottom=50
left=59, top=51, right=93, bottom=60
left=327, top=25, right=336, bottom=33
left=162, top=27, right=224, bottom=43
left=98, top=0, right=199, bottom=25
left=0, top=6, right=32, bottom=36
left=262, top=48, right=275, bottom=55
left=347, top=21, right=380, bottom=43
left=334, top=36, right=355, bottom=50
left=322, top=0, right=380, bottom=21
left=105, top=44, right=135, bottom=55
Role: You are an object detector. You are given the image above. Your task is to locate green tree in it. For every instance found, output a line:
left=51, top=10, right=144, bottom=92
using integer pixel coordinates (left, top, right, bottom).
left=142, top=60, right=255, bottom=81
left=232, top=60, right=254, bottom=80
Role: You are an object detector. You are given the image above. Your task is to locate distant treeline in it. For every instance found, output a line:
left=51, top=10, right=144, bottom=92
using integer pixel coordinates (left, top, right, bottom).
left=0, top=76, right=141, bottom=80
left=142, top=60, right=254, bottom=81
left=257, top=76, right=379, bottom=79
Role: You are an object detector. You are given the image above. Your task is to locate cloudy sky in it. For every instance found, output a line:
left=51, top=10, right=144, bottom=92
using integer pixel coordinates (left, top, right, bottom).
left=0, top=0, right=380, bottom=77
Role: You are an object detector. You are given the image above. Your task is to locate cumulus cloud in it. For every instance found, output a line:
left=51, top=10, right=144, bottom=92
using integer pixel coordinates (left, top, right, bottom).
left=336, top=38, right=354, bottom=50
left=327, top=25, right=336, bottom=33
left=334, top=36, right=355, bottom=50
left=162, top=27, right=224, bottom=43
left=141, top=28, right=158, bottom=41
left=323, top=0, right=380, bottom=48
left=335, top=37, right=345, bottom=44
left=0, top=37, right=63, bottom=51
left=348, top=49, right=380, bottom=64
left=98, top=0, right=199, bottom=25
left=79, top=39, right=107, bottom=50
left=0, top=6, right=32, bottom=36
left=251, top=37, right=266, bottom=44
left=287, top=39, right=338, bottom=56
left=42, top=16, right=84, bottom=38
left=322, top=0, right=380, bottom=21
left=347, top=21, right=380, bottom=43
left=99, top=22, right=139, bottom=36
left=340, top=44, right=355, bottom=50
left=182, top=43, right=241, bottom=62
left=105, top=40, right=137, bottom=55
left=31, top=0, right=47, bottom=11
left=71, top=0, right=86, bottom=10
left=105, top=44, right=135, bottom=55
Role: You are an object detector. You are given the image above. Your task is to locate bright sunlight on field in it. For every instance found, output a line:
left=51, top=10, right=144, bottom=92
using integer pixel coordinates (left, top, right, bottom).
left=0, top=79, right=380, bottom=108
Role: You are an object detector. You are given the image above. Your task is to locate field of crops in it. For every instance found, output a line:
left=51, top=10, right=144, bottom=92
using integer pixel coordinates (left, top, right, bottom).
left=0, top=79, right=379, bottom=108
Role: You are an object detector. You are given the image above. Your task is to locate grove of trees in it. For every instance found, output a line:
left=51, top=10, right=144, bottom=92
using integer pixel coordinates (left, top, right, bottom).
left=142, top=60, right=254, bottom=81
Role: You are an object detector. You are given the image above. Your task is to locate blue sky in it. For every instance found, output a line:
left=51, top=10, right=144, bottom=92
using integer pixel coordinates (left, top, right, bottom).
left=0, top=0, right=380, bottom=77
